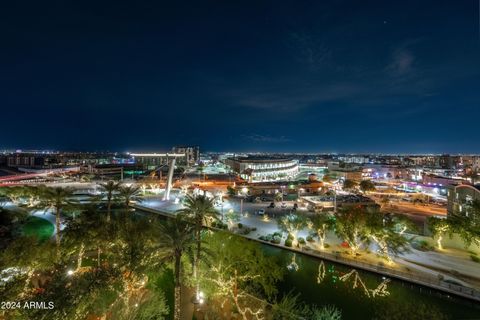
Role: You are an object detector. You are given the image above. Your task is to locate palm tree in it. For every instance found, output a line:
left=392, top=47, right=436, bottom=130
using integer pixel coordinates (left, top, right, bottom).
left=62, top=205, right=106, bottom=270
left=176, top=194, right=218, bottom=302
left=99, top=180, right=122, bottom=222
left=118, top=185, right=141, bottom=209
left=156, top=217, right=194, bottom=320
left=0, top=187, right=9, bottom=208
left=4, top=186, right=26, bottom=205
left=343, top=179, right=357, bottom=191
left=38, top=186, right=77, bottom=248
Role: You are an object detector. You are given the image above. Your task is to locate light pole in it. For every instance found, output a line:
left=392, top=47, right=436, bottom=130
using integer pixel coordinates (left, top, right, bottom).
left=333, top=184, right=337, bottom=214
left=240, top=187, right=248, bottom=216
left=221, top=201, right=224, bottom=221
left=219, top=192, right=225, bottom=221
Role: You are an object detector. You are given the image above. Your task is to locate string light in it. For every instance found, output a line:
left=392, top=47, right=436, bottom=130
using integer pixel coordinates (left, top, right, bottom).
left=317, top=261, right=326, bottom=284
left=287, top=254, right=299, bottom=271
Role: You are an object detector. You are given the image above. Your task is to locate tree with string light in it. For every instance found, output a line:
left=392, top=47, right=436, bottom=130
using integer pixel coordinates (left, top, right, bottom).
left=308, top=213, right=336, bottom=250
left=277, top=213, right=308, bottom=246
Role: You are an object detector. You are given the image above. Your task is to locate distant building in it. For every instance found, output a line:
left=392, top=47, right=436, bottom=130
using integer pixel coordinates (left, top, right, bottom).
left=326, top=161, right=363, bottom=181
left=172, top=146, right=200, bottom=166
left=7, top=154, right=47, bottom=168
left=362, top=165, right=409, bottom=180
left=132, top=153, right=177, bottom=170
left=422, top=174, right=462, bottom=187
left=5, top=151, right=121, bottom=170
left=83, top=163, right=145, bottom=179
left=235, top=180, right=323, bottom=197
left=403, top=154, right=460, bottom=169
left=461, top=156, right=480, bottom=171
left=225, top=156, right=298, bottom=182
left=337, top=155, right=370, bottom=164
left=299, top=194, right=377, bottom=212
left=447, top=184, right=480, bottom=217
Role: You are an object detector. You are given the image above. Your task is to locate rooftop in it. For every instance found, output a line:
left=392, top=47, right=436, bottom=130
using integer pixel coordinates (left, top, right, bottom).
left=227, top=156, right=295, bottom=163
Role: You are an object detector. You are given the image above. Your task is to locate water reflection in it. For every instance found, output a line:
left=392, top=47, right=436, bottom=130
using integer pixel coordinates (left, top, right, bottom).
left=275, top=250, right=480, bottom=319
left=288, top=253, right=391, bottom=298
left=286, top=253, right=299, bottom=271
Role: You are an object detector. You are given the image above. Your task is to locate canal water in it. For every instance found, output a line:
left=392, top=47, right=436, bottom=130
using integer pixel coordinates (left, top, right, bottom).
left=136, top=209, right=479, bottom=319
left=262, top=245, right=480, bottom=319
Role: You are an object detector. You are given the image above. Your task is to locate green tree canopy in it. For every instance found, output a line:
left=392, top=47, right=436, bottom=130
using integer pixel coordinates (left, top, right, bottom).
left=359, top=180, right=376, bottom=193
left=343, top=179, right=357, bottom=191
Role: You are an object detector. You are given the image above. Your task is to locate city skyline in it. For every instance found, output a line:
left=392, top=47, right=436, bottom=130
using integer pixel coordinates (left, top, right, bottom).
left=1, top=1, right=479, bottom=153
left=2, top=2, right=480, bottom=319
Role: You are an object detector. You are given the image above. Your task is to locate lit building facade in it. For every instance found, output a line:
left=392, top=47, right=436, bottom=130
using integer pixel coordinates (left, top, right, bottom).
left=447, top=184, right=480, bottom=217
left=225, top=157, right=299, bottom=182
left=172, top=146, right=200, bottom=166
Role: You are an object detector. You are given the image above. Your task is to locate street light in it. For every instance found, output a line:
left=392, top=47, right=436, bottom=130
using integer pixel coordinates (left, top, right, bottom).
left=332, top=184, right=337, bottom=214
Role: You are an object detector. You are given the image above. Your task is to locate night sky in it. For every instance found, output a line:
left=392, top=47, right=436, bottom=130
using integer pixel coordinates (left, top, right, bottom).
left=1, top=1, right=479, bottom=153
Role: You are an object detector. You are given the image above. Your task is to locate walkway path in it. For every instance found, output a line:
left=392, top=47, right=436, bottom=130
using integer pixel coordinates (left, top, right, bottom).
left=134, top=200, right=480, bottom=302
left=181, top=286, right=194, bottom=320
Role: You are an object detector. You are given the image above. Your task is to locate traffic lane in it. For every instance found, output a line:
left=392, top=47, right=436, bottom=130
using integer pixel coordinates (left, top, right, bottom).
left=388, top=202, right=446, bottom=216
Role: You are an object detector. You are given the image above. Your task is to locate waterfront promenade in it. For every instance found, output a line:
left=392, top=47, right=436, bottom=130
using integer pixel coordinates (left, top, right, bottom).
left=133, top=201, right=480, bottom=303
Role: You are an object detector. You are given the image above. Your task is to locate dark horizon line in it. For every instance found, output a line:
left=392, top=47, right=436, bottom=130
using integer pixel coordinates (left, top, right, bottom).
left=1, top=147, right=480, bottom=156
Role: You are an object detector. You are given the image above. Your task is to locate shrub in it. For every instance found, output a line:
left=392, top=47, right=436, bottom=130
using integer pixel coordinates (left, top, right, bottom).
left=238, top=223, right=243, bottom=229
left=211, top=221, right=228, bottom=229
left=306, top=235, right=314, bottom=242
left=273, top=231, right=282, bottom=238
left=471, top=255, right=480, bottom=263
left=324, top=243, right=330, bottom=248
left=251, top=227, right=257, bottom=231
left=298, top=237, right=306, bottom=245
left=285, top=239, right=293, bottom=247
left=287, top=233, right=294, bottom=241
left=412, top=240, right=434, bottom=251
left=271, top=236, right=281, bottom=244
left=243, top=228, right=252, bottom=235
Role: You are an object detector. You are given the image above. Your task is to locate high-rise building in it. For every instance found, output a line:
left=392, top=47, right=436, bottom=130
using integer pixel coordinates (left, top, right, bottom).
left=172, top=146, right=200, bottom=166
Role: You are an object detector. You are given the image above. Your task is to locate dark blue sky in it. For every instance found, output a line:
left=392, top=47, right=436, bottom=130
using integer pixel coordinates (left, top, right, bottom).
left=1, top=0, right=479, bottom=153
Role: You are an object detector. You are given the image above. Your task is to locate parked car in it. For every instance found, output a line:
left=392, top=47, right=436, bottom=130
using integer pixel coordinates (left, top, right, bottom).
left=268, top=202, right=275, bottom=208
left=281, top=202, right=287, bottom=209
left=257, top=209, right=265, bottom=215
